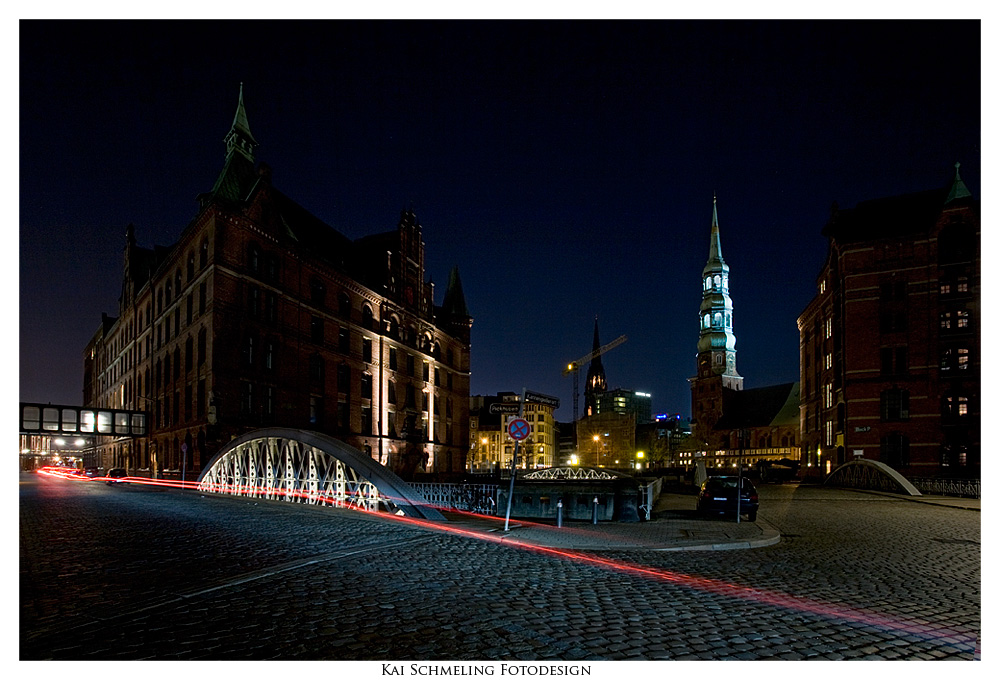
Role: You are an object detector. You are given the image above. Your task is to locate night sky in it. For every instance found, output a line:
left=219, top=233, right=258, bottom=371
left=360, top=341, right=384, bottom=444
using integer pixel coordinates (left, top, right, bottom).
left=18, top=20, right=981, bottom=422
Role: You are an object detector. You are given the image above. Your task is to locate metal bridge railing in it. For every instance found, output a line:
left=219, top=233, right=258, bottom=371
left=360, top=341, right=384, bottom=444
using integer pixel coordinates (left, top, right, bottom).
left=909, top=477, right=981, bottom=499
left=409, top=483, right=499, bottom=515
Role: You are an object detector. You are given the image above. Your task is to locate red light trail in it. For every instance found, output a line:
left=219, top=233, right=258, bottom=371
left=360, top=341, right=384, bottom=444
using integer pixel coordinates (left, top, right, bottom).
left=34, top=467, right=977, bottom=656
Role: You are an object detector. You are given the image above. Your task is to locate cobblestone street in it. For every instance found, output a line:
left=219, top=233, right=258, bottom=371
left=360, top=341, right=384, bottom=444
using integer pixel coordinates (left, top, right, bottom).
left=20, top=473, right=979, bottom=661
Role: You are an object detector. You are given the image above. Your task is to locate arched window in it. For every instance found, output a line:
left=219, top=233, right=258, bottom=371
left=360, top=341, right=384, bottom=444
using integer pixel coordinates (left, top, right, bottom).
left=705, top=277, right=712, bottom=291
left=248, top=243, right=261, bottom=274
left=309, top=354, right=325, bottom=386
left=310, top=278, right=325, bottom=306
left=362, top=305, right=375, bottom=331
left=713, top=274, right=721, bottom=289
left=200, top=240, right=209, bottom=268
left=338, top=292, right=351, bottom=318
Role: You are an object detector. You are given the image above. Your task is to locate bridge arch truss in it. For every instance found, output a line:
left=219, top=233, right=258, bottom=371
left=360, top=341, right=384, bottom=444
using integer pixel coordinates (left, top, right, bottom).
left=824, top=458, right=922, bottom=496
left=197, top=428, right=443, bottom=520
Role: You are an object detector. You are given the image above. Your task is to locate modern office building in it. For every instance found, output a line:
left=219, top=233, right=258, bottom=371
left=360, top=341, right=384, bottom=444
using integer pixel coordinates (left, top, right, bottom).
left=82, top=86, right=472, bottom=480
left=591, top=388, right=653, bottom=424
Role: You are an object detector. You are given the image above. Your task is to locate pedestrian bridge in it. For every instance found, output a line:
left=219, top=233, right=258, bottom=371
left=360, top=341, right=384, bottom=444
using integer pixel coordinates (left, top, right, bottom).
left=197, top=428, right=444, bottom=520
left=825, top=458, right=921, bottom=496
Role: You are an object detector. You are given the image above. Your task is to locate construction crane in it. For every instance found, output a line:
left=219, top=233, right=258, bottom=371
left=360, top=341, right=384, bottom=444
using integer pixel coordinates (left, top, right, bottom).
left=563, top=334, right=627, bottom=422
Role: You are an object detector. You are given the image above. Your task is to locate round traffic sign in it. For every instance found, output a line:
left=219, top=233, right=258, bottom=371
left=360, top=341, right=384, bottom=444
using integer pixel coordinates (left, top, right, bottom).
left=507, top=417, right=531, bottom=441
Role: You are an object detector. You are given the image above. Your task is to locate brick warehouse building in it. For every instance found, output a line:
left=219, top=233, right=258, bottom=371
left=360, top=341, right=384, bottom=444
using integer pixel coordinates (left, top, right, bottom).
left=797, top=165, right=979, bottom=480
left=83, top=87, right=473, bottom=480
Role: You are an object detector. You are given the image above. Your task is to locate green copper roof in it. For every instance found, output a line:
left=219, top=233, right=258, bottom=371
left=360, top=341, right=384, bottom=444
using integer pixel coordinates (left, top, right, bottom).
left=945, top=162, right=972, bottom=204
left=708, top=194, right=724, bottom=263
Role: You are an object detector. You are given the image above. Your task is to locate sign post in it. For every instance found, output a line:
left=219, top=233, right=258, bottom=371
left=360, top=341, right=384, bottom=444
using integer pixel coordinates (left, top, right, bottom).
left=503, top=389, right=529, bottom=532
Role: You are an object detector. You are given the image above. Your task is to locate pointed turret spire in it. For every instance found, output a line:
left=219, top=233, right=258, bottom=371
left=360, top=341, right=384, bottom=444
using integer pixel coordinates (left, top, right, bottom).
left=945, top=162, right=972, bottom=204
left=223, top=82, right=258, bottom=161
left=441, top=266, right=470, bottom=319
left=696, top=194, right=742, bottom=389
left=708, top=193, right=725, bottom=264
left=585, top=316, right=607, bottom=397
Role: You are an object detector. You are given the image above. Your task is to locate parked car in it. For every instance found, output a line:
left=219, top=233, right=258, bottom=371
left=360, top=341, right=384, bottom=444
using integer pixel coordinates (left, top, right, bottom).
left=105, top=468, right=129, bottom=485
left=697, top=476, right=759, bottom=521
left=756, top=458, right=800, bottom=482
left=84, top=467, right=99, bottom=477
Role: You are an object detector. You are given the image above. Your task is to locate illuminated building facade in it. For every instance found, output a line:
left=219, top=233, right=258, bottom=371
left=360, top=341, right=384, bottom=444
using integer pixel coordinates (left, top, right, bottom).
left=576, top=411, right=637, bottom=469
left=689, top=196, right=801, bottom=468
left=82, top=87, right=472, bottom=480
left=798, top=165, right=980, bottom=479
left=468, top=392, right=558, bottom=472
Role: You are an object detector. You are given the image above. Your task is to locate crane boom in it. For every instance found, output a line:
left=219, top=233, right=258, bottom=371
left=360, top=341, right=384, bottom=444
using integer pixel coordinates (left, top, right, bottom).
left=562, top=334, right=627, bottom=421
left=563, top=335, right=627, bottom=375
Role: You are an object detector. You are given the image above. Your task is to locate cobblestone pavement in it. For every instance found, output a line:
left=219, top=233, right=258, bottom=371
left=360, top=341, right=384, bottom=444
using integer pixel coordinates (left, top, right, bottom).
left=20, top=473, right=979, bottom=660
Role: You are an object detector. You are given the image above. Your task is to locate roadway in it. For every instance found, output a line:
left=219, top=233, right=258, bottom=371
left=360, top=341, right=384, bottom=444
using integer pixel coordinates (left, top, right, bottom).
left=19, top=471, right=979, bottom=660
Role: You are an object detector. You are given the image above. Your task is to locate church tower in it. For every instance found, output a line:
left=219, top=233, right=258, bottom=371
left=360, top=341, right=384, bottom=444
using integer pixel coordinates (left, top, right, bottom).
left=691, top=196, right=742, bottom=447
left=584, top=317, right=608, bottom=417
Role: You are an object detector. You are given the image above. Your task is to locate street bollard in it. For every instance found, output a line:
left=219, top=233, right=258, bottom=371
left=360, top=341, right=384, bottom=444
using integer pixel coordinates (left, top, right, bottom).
left=557, top=499, right=563, bottom=528
left=592, top=496, right=599, bottom=524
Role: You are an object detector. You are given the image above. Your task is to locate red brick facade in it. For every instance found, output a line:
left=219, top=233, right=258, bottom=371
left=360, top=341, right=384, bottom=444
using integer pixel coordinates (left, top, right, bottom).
left=798, top=167, right=979, bottom=480
left=83, top=91, right=472, bottom=480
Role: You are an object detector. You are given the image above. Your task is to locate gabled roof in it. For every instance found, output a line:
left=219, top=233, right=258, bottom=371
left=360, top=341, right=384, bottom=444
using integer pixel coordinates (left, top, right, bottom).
left=823, top=164, right=976, bottom=243
left=714, top=382, right=799, bottom=430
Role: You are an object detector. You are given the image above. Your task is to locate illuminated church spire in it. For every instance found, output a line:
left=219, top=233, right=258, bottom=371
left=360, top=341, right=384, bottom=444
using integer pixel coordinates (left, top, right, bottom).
left=696, top=195, right=742, bottom=389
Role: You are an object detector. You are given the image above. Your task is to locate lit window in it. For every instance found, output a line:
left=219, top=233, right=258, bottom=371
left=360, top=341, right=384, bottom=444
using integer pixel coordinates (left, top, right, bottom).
left=957, top=277, right=968, bottom=293
left=819, top=279, right=827, bottom=294
left=824, top=353, right=832, bottom=370
left=958, top=348, right=969, bottom=370
left=958, top=396, right=968, bottom=416
left=940, top=282, right=951, bottom=295
left=940, top=312, right=952, bottom=329
left=957, top=310, right=969, bottom=328
left=824, top=318, right=832, bottom=339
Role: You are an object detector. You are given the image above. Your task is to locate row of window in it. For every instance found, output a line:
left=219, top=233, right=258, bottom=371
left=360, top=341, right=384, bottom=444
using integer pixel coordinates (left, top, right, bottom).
left=155, top=379, right=207, bottom=429
left=703, top=273, right=729, bottom=292
left=251, top=244, right=452, bottom=361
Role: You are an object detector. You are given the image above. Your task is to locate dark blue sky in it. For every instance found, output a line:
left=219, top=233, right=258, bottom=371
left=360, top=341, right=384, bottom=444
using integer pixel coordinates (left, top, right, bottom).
left=19, top=20, right=981, bottom=421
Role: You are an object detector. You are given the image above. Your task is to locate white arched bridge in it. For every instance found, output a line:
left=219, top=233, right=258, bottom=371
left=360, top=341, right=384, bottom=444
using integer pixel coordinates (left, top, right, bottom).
left=197, top=428, right=444, bottom=520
